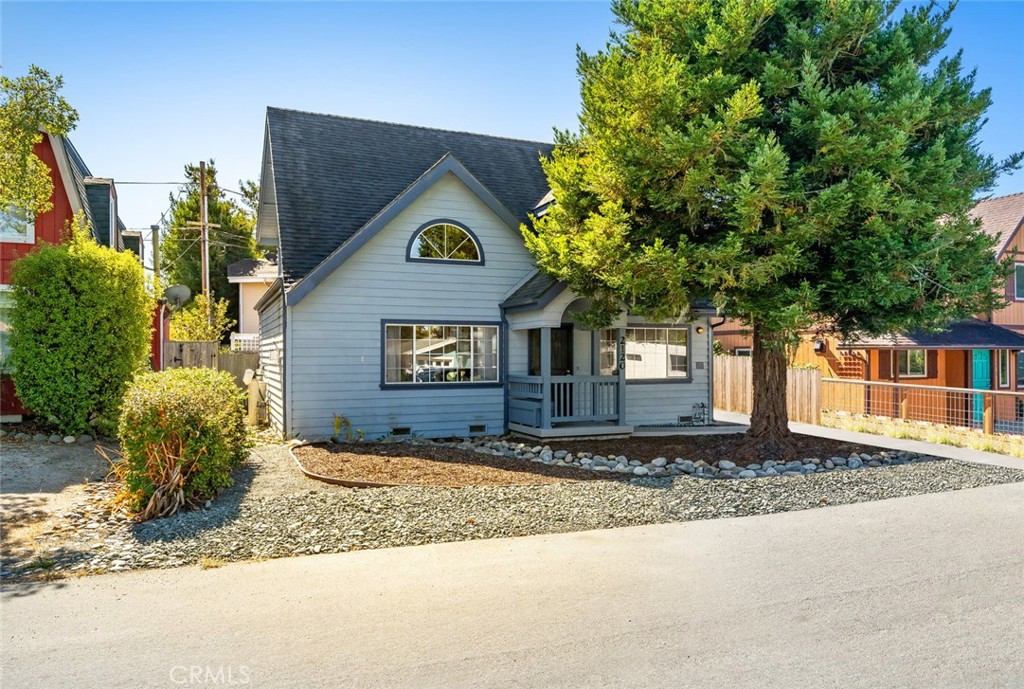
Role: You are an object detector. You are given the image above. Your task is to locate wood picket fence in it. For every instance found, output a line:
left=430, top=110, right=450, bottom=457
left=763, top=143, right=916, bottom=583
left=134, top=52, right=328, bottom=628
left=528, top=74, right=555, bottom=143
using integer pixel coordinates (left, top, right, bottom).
left=162, top=341, right=259, bottom=389
left=713, top=355, right=821, bottom=424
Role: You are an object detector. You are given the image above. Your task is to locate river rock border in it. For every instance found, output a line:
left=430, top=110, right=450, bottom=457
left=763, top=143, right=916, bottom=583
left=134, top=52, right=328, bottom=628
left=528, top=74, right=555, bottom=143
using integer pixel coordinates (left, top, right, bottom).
left=415, top=436, right=936, bottom=479
left=0, top=428, right=97, bottom=444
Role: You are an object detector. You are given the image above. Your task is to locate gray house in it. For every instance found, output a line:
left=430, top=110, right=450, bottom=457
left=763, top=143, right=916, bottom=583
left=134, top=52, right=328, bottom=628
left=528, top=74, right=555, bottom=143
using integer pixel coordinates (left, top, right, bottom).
left=253, top=107, right=718, bottom=440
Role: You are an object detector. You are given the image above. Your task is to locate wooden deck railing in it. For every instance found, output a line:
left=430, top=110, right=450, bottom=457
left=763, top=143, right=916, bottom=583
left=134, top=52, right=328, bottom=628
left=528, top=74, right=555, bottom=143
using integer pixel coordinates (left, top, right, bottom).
left=508, top=374, right=620, bottom=428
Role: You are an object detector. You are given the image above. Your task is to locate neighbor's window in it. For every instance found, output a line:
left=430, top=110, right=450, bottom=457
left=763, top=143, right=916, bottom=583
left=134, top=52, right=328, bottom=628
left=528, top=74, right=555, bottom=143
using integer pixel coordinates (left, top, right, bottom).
left=896, top=349, right=927, bottom=377
left=409, top=223, right=480, bottom=262
left=0, top=207, right=34, bottom=244
left=384, top=323, right=498, bottom=384
left=734, top=347, right=752, bottom=357
left=1016, top=264, right=1024, bottom=300
left=0, top=289, right=13, bottom=372
left=599, top=327, right=688, bottom=379
left=998, top=349, right=1010, bottom=388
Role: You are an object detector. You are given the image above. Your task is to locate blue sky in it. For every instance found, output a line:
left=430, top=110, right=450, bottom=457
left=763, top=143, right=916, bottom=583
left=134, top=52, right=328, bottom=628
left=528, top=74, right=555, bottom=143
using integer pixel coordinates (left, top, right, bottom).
left=2, top=1, right=1022, bottom=236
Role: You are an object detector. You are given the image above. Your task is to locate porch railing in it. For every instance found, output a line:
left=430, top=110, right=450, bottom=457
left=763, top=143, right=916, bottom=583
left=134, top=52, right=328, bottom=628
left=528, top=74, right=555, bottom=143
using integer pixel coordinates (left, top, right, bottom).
left=508, top=374, right=620, bottom=428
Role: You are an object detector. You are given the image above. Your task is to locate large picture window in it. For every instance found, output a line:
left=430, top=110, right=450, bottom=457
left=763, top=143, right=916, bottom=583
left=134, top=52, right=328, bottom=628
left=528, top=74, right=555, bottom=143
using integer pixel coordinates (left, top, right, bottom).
left=600, top=327, right=688, bottom=380
left=1016, top=264, right=1024, bottom=301
left=384, top=323, right=498, bottom=385
left=0, top=207, right=34, bottom=244
left=408, top=222, right=481, bottom=263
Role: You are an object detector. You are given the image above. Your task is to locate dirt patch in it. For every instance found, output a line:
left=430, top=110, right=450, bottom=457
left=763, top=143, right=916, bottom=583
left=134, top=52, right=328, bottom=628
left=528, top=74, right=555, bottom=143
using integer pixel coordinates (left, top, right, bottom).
left=544, top=433, right=890, bottom=467
left=1, top=440, right=111, bottom=560
left=293, top=443, right=620, bottom=487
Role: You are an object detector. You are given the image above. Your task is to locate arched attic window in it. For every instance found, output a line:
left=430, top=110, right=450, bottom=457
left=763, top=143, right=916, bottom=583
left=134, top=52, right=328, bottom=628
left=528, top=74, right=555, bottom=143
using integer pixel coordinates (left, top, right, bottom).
left=407, top=220, right=483, bottom=264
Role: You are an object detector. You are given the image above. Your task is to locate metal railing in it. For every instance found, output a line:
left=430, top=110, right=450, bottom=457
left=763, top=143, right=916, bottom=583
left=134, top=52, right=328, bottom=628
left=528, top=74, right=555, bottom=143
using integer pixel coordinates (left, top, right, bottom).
left=507, top=374, right=619, bottom=428
left=230, top=332, right=260, bottom=352
left=822, top=378, right=1024, bottom=436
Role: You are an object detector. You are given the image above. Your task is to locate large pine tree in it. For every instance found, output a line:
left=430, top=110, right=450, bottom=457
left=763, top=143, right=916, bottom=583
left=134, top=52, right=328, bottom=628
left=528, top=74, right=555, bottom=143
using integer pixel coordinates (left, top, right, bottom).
left=525, top=0, right=1020, bottom=460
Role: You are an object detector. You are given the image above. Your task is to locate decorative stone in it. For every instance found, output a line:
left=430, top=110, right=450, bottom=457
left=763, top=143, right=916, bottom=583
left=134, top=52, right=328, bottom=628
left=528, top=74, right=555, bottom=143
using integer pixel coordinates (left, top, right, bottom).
left=718, top=460, right=736, bottom=470
left=652, top=458, right=667, bottom=467
left=848, top=458, right=863, bottom=469
left=32, top=434, right=48, bottom=442
left=63, top=435, right=76, bottom=444
left=633, top=466, right=650, bottom=476
left=738, top=470, right=757, bottom=479
left=677, top=460, right=695, bottom=473
left=77, top=434, right=93, bottom=444
left=49, top=434, right=62, bottom=444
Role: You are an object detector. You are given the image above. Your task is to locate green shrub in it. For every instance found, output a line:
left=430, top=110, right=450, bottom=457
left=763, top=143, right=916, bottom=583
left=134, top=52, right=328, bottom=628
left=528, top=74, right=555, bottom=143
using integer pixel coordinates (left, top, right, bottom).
left=116, top=368, right=248, bottom=520
left=8, top=216, right=153, bottom=433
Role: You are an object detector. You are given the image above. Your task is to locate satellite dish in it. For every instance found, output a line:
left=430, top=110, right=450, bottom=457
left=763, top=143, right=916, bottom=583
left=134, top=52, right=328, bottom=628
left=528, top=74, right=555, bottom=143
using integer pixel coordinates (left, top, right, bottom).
left=163, top=284, right=192, bottom=310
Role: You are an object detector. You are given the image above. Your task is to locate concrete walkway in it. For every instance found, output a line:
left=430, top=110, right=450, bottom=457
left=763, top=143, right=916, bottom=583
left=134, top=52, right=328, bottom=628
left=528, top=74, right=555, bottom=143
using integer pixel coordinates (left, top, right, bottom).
left=3, top=481, right=1024, bottom=689
left=714, top=409, right=1024, bottom=470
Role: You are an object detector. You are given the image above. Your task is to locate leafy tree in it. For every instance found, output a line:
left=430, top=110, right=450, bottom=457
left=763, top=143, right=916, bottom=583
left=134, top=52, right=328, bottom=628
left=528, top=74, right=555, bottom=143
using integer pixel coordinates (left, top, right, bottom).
left=168, top=294, right=236, bottom=342
left=0, top=65, right=79, bottom=216
left=160, top=161, right=260, bottom=336
left=525, top=0, right=1021, bottom=460
left=8, top=213, right=153, bottom=434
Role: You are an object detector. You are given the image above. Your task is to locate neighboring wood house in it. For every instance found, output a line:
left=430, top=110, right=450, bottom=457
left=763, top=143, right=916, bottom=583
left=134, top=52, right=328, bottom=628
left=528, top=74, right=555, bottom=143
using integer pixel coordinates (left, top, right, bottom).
left=1, top=135, right=138, bottom=421
left=227, top=256, right=277, bottom=351
left=713, top=192, right=1024, bottom=427
left=253, top=108, right=717, bottom=440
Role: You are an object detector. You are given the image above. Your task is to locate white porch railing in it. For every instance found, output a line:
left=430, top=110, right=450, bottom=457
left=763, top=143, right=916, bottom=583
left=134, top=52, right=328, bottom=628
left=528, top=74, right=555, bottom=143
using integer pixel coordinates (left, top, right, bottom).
left=508, top=374, right=620, bottom=428
left=230, top=332, right=260, bottom=352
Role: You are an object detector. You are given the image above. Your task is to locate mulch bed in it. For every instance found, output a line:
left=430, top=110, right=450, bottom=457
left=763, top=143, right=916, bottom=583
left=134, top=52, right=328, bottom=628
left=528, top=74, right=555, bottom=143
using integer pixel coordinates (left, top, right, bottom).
left=546, top=434, right=889, bottom=467
left=293, top=442, right=619, bottom=487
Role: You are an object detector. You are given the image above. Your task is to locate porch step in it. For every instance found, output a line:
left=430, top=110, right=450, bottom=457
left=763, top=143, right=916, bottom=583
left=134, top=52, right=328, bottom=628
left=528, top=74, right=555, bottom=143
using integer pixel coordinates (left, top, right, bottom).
left=507, top=423, right=634, bottom=440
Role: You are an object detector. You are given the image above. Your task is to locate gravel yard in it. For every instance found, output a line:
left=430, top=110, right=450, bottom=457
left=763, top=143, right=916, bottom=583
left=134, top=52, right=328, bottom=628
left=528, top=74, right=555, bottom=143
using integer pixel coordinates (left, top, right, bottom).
left=3, top=440, right=1022, bottom=582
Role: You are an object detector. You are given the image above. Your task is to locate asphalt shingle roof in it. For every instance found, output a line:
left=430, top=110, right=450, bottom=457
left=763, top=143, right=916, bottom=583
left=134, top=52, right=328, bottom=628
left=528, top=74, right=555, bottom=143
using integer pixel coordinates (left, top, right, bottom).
left=971, top=192, right=1024, bottom=257
left=844, top=318, right=1024, bottom=349
left=228, top=257, right=278, bottom=280
left=501, top=271, right=562, bottom=310
left=265, top=107, right=554, bottom=285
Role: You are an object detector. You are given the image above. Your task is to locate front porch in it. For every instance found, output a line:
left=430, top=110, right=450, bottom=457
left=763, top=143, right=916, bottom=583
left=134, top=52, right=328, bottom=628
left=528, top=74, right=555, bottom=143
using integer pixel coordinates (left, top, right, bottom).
left=507, top=373, right=634, bottom=439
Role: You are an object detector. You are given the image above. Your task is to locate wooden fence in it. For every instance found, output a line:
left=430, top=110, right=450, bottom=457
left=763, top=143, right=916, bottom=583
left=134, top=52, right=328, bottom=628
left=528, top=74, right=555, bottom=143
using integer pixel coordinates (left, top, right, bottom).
left=162, top=341, right=259, bottom=388
left=713, top=355, right=821, bottom=424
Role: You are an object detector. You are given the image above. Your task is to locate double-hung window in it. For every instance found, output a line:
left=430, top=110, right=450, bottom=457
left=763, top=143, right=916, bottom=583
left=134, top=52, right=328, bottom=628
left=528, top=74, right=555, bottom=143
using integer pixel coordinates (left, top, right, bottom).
left=384, top=323, right=498, bottom=385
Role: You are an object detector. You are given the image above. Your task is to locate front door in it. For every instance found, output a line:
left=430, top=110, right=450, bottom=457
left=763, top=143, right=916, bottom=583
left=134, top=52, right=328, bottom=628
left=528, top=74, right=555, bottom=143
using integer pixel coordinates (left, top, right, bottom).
left=972, top=349, right=991, bottom=423
left=550, top=325, right=573, bottom=375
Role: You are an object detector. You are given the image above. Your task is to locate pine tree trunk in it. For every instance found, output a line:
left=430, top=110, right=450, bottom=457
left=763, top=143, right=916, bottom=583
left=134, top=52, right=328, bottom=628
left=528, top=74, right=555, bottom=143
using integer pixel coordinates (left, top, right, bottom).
left=744, top=324, right=795, bottom=461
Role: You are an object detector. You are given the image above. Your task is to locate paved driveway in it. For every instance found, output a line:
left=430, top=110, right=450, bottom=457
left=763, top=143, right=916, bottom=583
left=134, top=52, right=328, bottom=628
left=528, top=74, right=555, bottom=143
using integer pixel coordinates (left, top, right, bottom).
left=3, top=481, right=1023, bottom=689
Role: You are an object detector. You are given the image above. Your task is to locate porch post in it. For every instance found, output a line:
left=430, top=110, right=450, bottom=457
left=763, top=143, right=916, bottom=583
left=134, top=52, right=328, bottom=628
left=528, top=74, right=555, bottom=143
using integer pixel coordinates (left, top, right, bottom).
left=616, top=327, right=627, bottom=426
left=540, top=326, right=552, bottom=429
left=591, top=329, right=600, bottom=376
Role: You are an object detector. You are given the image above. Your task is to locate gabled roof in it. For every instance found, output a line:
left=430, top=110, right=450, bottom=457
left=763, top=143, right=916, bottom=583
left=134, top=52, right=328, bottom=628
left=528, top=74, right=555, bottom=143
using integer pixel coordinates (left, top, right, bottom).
left=60, top=137, right=97, bottom=234
left=264, top=107, right=554, bottom=286
left=972, top=192, right=1024, bottom=258
left=841, top=318, right=1024, bottom=350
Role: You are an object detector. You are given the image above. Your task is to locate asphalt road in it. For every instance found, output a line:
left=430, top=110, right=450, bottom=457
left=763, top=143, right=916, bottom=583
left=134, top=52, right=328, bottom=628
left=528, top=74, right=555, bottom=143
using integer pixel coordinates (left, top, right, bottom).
left=3, top=481, right=1023, bottom=689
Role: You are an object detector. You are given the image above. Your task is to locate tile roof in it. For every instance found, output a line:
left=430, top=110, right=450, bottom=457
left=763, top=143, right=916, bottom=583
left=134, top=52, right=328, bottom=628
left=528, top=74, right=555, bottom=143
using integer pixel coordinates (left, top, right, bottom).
left=971, top=191, right=1024, bottom=257
left=265, top=107, right=554, bottom=284
left=842, top=318, right=1024, bottom=349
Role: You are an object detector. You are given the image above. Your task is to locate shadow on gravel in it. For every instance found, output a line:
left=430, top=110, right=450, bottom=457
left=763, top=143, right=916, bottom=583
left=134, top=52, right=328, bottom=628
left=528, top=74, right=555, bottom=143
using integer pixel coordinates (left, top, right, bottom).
left=129, top=463, right=257, bottom=544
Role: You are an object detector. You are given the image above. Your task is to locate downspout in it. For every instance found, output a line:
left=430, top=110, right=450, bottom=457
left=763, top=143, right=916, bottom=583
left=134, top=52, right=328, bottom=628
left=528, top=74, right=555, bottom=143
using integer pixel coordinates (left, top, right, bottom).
left=282, top=285, right=291, bottom=439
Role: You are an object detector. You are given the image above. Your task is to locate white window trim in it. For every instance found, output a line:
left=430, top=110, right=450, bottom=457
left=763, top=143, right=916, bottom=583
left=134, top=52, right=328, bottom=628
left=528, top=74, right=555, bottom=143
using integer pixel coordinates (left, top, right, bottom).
left=895, top=349, right=928, bottom=378
left=1015, top=263, right=1024, bottom=301
left=602, top=327, right=691, bottom=380
left=0, top=211, right=35, bottom=245
left=734, top=347, right=752, bottom=357
left=998, top=349, right=1011, bottom=388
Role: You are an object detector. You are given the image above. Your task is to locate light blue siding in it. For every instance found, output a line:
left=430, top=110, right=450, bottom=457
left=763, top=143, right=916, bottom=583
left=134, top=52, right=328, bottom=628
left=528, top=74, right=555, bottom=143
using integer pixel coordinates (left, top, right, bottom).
left=287, top=172, right=538, bottom=439
left=257, top=288, right=286, bottom=433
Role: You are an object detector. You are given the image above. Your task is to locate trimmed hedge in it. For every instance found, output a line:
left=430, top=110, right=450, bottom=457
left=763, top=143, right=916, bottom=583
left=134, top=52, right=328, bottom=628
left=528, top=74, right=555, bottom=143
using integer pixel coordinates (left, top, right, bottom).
left=9, top=224, right=153, bottom=434
left=117, top=368, right=248, bottom=520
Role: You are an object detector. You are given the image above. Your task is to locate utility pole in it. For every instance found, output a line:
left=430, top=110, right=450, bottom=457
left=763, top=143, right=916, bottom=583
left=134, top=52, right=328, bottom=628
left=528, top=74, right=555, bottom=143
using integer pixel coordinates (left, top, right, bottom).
left=150, top=224, right=161, bottom=282
left=199, top=160, right=211, bottom=326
